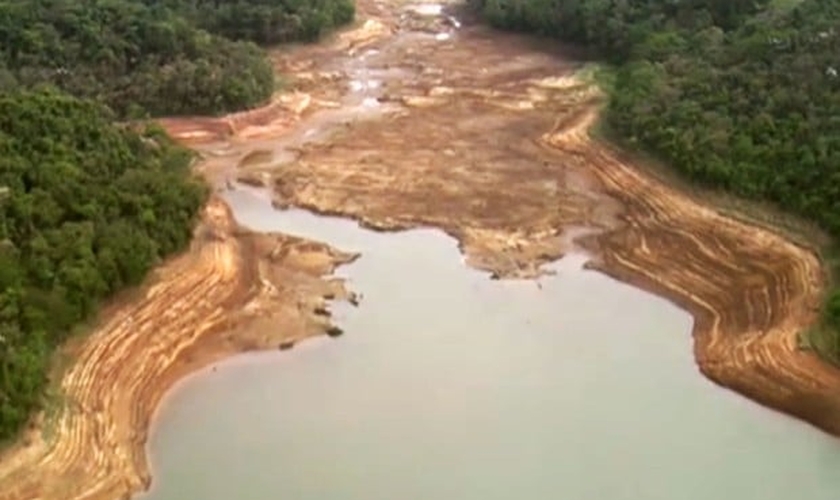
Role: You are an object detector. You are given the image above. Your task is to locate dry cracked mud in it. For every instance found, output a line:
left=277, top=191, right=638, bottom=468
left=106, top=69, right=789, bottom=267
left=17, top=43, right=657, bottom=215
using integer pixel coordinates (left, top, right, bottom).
left=2, top=0, right=840, bottom=498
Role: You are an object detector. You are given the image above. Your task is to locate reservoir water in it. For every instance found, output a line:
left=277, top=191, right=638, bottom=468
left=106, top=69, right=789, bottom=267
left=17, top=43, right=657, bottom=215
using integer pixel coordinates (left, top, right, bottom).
left=137, top=186, right=840, bottom=500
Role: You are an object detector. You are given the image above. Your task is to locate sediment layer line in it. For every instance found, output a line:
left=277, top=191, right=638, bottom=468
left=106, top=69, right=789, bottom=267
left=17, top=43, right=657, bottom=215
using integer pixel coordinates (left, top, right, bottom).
left=544, top=107, right=840, bottom=435
left=0, top=198, right=355, bottom=500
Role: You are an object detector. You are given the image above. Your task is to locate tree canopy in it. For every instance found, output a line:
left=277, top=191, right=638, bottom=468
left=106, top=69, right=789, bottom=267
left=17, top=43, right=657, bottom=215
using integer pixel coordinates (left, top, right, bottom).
left=479, top=0, right=840, bottom=359
left=0, top=0, right=356, bottom=118
left=0, top=0, right=354, bottom=441
left=149, top=0, right=356, bottom=44
left=0, top=90, right=208, bottom=438
left=0, top=0, right=277, bottom=117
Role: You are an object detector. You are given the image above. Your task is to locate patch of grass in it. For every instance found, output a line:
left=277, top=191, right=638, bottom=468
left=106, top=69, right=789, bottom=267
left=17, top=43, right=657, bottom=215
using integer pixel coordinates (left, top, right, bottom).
left=40, top=387, right=70, bottom=445
left=803, top=324, right=840, bottom=364
left=574, top=62, right=616, bottom=94
left=274, top=75, right=289, bottom=92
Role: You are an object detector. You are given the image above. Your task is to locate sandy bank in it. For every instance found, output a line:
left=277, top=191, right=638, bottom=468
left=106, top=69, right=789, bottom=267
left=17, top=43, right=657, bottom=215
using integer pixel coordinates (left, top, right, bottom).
left=0, top=198, right=356, bottom=500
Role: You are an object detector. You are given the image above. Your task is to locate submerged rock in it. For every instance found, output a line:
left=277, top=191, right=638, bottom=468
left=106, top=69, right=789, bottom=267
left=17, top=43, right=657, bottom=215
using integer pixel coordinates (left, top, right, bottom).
left=278, top=340, right=295, bottom=350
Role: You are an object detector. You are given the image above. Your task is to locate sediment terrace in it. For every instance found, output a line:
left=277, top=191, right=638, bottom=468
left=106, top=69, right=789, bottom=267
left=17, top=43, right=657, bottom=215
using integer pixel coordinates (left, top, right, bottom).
left=2, top=1, right=840, bottom=499
left=0, top=199, right=356, bottom=500
left=544, top=108, right=840, bottom=434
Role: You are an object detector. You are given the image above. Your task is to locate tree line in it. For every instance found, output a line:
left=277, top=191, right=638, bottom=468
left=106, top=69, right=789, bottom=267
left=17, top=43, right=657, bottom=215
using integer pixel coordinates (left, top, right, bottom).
left=478, top=0, right=840, bottom=360
left=147, top=0, right=355, bottom=45
left=0, top=0, right=354, bottom=441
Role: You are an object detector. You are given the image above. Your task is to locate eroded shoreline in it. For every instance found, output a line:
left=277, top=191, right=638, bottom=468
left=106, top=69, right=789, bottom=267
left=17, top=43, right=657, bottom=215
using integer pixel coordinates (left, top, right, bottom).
left=0, top=199, right=357, bottom=500
left=1, top=1, right=840, bottom=499
left=547, top=108, right=840, bottom=435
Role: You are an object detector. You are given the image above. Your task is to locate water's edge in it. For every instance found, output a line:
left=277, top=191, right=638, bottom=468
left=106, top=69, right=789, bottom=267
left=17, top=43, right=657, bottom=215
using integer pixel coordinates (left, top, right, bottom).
left=137, top=187, right=840, bottom=500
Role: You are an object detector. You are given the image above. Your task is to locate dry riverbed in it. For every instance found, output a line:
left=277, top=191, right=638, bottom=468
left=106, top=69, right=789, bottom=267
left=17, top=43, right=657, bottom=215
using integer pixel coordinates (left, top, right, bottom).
left=2, top=0, right=840, bottom=498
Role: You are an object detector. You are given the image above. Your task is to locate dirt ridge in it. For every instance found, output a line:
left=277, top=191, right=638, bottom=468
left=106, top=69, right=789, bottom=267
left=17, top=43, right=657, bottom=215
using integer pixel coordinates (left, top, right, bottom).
left=0, top=198, right=356, bottom=500
left=542, top=106, right=840, bottom=434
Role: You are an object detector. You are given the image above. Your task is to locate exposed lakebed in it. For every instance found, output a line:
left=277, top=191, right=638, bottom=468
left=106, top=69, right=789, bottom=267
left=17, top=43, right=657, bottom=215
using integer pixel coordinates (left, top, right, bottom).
left=3, top=2, right=840, bottom=499
left=137, top=186, right=840, bottom=500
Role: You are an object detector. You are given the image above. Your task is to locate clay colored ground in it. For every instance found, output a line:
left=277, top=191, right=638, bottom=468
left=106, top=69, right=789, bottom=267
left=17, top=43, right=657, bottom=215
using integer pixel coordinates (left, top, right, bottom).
left=0, top=200, right=357, bottom=500
left=2, top=0, right=840, bottom=499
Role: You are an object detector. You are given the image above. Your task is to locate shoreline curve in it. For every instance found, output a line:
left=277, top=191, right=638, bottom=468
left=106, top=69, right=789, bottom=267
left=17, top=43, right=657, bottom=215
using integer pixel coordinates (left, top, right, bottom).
left=1, top=7, right=840, bottom=500
left=548, top=107, right=840, bottom=436
left=0, top=198, right=357, bottom=500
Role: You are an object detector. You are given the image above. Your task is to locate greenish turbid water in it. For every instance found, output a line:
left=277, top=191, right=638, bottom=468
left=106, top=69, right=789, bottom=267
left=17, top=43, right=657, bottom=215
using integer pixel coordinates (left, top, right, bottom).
left=135, top=186, right=840, bottom=500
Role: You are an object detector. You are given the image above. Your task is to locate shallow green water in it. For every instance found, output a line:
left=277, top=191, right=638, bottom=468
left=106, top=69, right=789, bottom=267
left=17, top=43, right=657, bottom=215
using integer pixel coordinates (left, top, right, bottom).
left=135, top=186, right=840, bottom=500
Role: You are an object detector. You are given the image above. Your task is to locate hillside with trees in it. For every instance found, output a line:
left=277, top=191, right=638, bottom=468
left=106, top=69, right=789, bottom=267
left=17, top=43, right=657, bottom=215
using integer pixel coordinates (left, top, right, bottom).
left=0, top=0, right=355, bottom=441
left=0, top=0, right=273, bottom=117
left=478, top=0, right=840, bottom=359
left=0, top=90, right=208, bottom=439
left=150, top=0, right=356, bottom=44
left=0, top=0, right=356, bottom=117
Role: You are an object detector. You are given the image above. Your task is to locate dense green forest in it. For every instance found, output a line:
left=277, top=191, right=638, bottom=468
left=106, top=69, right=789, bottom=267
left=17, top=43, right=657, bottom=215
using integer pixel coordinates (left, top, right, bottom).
left=0, top=0, right=355, bottom=441
left=0, top=90, right=208, bottom=438
left=479, top=0, right=840, bottom=359
left=150, top=0, right=356, bottom=44
left=0, top=0, right=356, bottom=117
left=0, top=0, right=274, bottom=117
